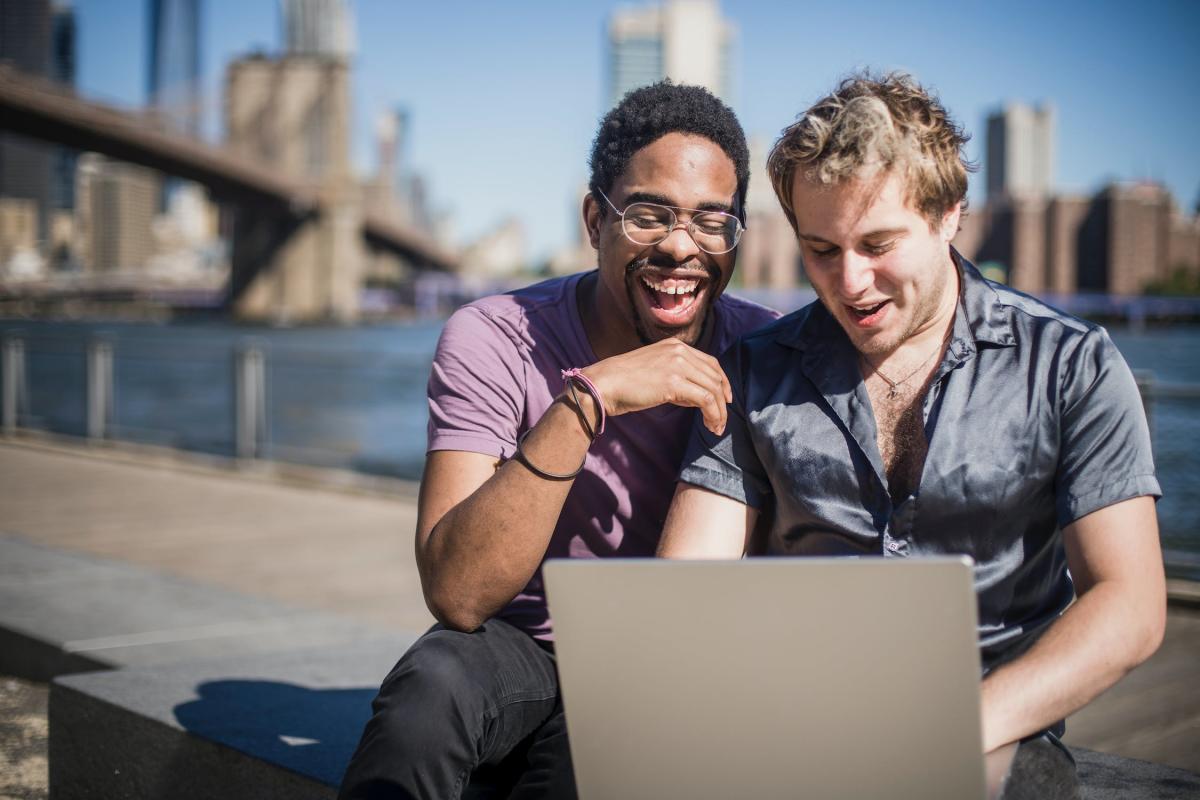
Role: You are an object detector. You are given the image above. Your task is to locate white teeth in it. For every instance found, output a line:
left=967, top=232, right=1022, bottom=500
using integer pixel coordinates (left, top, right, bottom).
left=641, top=276, right=699, bottom=295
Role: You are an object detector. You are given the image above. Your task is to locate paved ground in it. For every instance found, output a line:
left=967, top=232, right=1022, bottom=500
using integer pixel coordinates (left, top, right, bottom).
left=0, top=438, right=433, bottom=634
left=0, top=676, right=47, bottom=800
left=0, top=435, right=1197, bottom=791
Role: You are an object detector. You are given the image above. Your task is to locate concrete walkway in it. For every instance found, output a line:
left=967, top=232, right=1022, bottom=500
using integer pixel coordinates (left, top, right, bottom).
left=0, top=437, right=432, bottom=634
left=1, top=436, right=1198, bottom=774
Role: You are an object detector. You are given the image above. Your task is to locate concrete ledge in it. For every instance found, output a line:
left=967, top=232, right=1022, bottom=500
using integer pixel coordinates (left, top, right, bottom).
left=50, top=639, right=416, bottom=800
left=48, top=638, right=1200, bottom=800
left=1076, top=748, right=1200, bottom=799
left=0, top=533, right=390, bottom=681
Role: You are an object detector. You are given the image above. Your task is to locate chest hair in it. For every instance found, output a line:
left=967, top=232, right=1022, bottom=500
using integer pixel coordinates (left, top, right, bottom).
left=865, top=378, right=931, bottom=503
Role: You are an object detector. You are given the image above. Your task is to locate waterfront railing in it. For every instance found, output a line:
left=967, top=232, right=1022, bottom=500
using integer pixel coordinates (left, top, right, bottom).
left=2, top=328, right=1198, bottom=579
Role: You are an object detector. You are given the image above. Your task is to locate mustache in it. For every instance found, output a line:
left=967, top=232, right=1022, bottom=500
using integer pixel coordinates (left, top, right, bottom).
left=624, top=256, right=720, bottom=284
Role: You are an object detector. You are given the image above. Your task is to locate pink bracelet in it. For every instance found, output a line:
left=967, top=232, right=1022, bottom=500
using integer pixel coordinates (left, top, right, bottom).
left=561, top=368, right=606, bottom=437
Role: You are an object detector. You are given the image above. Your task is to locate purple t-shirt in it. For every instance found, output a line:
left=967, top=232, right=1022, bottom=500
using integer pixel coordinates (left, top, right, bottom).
left=427, top=270, right=779, bottom=641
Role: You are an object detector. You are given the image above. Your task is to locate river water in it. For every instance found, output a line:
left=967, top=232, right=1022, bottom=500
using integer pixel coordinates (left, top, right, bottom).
left=2, top=308, right=1197, bottom=578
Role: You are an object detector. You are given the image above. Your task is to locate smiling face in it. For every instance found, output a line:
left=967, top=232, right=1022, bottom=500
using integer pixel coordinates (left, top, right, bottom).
left=584, top=132, right=739, bottom=357
left=790, top=169, right=961, bottom=357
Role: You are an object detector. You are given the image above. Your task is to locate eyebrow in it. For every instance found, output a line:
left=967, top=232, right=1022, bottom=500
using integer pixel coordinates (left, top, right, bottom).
left=797, top=227, right=908, bottom=244
left=622, top=191, right=735, bottom=214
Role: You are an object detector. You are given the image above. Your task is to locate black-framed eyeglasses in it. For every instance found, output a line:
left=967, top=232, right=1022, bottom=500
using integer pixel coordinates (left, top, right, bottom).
left=596, top=188, right=745, bottom=255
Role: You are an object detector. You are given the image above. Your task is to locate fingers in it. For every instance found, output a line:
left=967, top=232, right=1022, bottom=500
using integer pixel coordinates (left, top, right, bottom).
left=665, top=368, right=728, bottom=435
left=666, top=344, right=732, bottom=432
left=582, top=339, right=735, bottom=432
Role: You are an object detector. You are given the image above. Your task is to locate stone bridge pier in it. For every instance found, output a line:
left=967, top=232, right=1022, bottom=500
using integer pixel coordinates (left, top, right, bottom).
left=228, top=187, right=365, bottom=324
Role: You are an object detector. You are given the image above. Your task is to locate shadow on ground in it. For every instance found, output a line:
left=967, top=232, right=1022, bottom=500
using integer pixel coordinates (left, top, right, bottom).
left=173, top=680, right=376, bottom=786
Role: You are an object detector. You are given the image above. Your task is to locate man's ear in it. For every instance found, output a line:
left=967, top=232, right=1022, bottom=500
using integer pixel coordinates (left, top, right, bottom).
left=582, top=192, right=603, bottom=250
left=940, top=202, right=963, bottom=242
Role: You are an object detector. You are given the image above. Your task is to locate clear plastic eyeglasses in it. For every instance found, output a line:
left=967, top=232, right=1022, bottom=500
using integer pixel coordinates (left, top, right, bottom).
left=596, top=188, right=744, bottom=255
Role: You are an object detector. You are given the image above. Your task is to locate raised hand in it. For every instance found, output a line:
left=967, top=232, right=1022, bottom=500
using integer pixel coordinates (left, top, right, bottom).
left=578, top=338, right=733, bottom=434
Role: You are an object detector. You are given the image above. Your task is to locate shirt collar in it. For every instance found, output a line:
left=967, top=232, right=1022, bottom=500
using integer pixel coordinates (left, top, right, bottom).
left=777, top=247, right=1016, bottom=354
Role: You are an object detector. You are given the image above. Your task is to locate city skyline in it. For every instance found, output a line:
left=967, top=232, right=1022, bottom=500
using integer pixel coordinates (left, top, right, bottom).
left=68, top=0, right=1200, bottom=263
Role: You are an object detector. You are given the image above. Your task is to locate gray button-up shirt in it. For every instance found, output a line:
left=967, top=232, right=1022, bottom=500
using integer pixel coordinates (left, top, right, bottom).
left=681, top=256, right=1160, bottom=670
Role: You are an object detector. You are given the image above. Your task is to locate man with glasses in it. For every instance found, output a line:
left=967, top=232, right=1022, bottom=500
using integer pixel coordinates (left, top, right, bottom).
left=339, top=82, right=777, bottom=799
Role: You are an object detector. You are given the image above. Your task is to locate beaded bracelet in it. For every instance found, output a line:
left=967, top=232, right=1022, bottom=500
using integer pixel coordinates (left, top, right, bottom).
left=561, top=368, right=606, bottom=437
left=512, top=428, right=585, bottom=481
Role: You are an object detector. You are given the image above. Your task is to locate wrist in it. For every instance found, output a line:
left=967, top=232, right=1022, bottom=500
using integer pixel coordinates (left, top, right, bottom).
left=556, top=391, right=600, bottom=443
left=562, top=367, right=607, bottom=437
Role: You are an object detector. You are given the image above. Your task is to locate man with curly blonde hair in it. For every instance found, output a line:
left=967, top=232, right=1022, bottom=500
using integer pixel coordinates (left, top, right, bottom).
left=659, top=73, right=1164, bottom=798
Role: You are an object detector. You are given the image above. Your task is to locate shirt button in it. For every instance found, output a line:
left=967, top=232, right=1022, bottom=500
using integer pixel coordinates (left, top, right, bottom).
left=886, top=540, right=902, bottom=552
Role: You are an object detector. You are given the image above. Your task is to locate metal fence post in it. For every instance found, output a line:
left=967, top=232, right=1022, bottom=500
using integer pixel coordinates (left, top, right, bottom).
left=235, top=344, right=266, bottom=460
left=87, top=338, right=114, bottom=441
left=2, top=335, right=27, bottom=435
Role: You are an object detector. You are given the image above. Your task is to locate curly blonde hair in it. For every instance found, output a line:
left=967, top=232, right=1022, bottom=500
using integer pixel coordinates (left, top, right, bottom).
left=767, top=72, right=974, bottom=230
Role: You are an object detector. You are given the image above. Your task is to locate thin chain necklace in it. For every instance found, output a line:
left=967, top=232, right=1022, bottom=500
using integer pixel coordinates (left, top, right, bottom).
left=861, top=329, right=952, bottom=399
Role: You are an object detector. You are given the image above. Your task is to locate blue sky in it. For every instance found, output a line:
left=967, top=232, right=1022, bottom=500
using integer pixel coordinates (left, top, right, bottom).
left=74, top=0, right=1200, bottom=262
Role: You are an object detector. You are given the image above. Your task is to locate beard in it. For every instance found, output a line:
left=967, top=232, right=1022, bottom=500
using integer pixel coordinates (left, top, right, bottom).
left=622, top=255, right=722, bottom=346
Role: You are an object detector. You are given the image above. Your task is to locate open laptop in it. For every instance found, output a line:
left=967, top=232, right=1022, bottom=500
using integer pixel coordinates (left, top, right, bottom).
left=543, top=557, right=989, bottom=800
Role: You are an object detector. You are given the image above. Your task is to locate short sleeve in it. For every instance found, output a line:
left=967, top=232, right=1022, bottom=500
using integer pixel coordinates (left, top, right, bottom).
left=678, top=341, right=772, bottom=509
left=427, top=305, right=526, bottom=459
left=1055, top=326, right=1161, bottom=527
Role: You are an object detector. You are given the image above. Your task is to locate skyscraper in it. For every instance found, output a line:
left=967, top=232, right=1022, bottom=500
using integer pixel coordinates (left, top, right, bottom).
left=77, top=155, right=158, bottom=273
left=148, top=0, right=202, bottom=136
left=607, top=0, right=734, bottom=108
left=51, top=2, right=77, bottom=211
left=0, top=0, right=53, bottom=246
left=282, top=0, right=354, bottom=61
left=986, top=103, right=1055, bottom=201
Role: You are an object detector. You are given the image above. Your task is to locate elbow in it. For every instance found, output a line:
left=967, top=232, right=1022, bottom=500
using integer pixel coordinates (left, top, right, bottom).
left=1134, top=596, right=1167, bottom=665
left=423, top=583, right=488, bottom=634
left=1118, top=591, right=1166, bottom=674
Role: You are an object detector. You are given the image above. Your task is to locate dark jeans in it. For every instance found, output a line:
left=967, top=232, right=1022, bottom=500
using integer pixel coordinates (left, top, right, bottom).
left=1000, top=732, right=1081, bottom=800
left=338, top=619, right=577, bottom=800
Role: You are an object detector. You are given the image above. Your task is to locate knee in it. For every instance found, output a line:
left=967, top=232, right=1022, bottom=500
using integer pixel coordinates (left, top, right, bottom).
left=369, top=630, right=490, bottom=740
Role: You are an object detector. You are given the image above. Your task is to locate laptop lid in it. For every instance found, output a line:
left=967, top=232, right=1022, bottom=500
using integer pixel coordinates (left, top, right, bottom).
left=543, top=557, right=985, bottom=800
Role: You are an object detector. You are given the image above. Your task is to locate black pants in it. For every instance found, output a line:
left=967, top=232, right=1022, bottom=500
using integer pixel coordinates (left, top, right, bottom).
left=1001, top=732, right=1081, bottom=800
left=338, top=619, right=577, bottom=800
left=339, top=618, right=1078, bottom=800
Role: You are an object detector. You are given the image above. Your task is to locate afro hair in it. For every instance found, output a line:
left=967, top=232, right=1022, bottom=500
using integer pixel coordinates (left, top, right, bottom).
left=588, top=81, right=750, bottom=220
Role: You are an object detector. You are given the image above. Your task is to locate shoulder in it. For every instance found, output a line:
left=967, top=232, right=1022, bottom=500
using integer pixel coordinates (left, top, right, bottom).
left=710, top=292, right=783, bottom=351
left=443, top=273, right=582, bottom=355
left=986, top=279, right=1111, bottom=358
left=733, top=302, right=820, bottom=352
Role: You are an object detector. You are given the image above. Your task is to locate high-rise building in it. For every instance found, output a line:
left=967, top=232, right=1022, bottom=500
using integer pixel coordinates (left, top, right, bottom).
left=148, top=0, right=202, bottom=136
left=50, top=2, right=77, bottom=211
left=79, top=156, right=159, bottom=273
left=986, top=102, right=1054, bottom=201
left=0, top=0, right=53, bottom=245
left=282, top=0, right=354, bottom=61
left=965, top=179, right=1200, bottom=296
left=607, top=0, right=734, bottom=108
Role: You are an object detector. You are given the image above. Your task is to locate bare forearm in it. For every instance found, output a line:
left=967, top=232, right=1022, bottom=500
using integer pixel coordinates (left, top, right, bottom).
left=419, top=397, right=595, bottom=630
left=980, top=579, right=1164, bottom=751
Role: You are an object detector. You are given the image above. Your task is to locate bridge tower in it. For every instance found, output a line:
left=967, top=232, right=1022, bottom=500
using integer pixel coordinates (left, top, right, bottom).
left=224, top=54, right=364, bottom=322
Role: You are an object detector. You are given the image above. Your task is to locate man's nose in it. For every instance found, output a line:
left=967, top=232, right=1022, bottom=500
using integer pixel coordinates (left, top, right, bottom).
left=839, top=251, right=874, bottom=297
left=654, top=223, right=702, bottom=262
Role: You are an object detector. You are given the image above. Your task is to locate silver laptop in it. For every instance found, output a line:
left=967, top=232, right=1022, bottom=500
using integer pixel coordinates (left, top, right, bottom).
left=543, top=557, right=987, bottom=800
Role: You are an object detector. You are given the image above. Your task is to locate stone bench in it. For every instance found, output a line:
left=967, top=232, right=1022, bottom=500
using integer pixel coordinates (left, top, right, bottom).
left=8, top=533, right=1198, bottom=798
left=49, top=641, right=413, bottom=799
left=48, top=642, right=1200, bottom=800
left=0, top=533, right=390, bottom=682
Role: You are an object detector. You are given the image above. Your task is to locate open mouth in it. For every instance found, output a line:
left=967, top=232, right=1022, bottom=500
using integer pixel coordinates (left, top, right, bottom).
left=637, top=272, right=709, bottom=324
left=846, top=300, right=890, bottom=326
